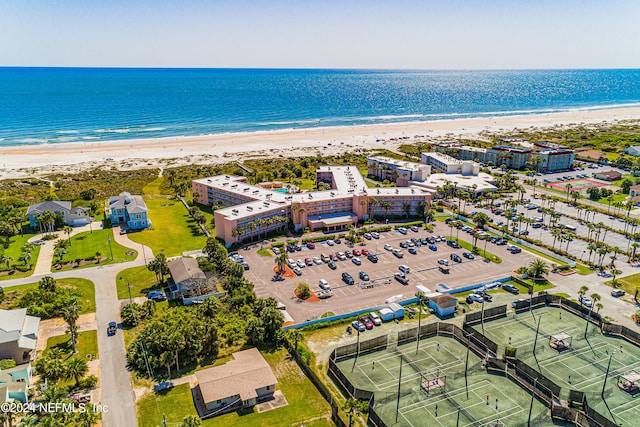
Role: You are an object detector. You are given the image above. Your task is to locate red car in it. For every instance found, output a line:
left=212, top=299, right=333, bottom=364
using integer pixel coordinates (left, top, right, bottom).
left=360, top=316, right=374, bottom=330
left=306, top=242, right=315, bottom=249
left=361, top=248, right=370, bottom=256
left=330, top=253, right=338, bottom=261
left=353, top=249, right=361, bottom=256
left=305, top=257, right=313, bottom=266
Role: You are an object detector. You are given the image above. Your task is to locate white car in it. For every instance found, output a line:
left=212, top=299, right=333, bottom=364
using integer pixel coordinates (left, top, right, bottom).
left=287, top=259, right=297, bottom=268
left=337, top=251, right=347, bottom=261
left=326, top=240, right=335, bottom=246
left=397, top=227, right=408, bottom=234
left=296, top=259, right=306, bottom=268
left=292, top=267, right=303, bottom=276
left=384, top=244, right=393, bottom=251
left=371, top=232, right=380, bottom=239
left=313, top=257, right=323, bottom=265
left=369, top=312, right=382, bottom=326
left=578, top=295, right=593, bottom=307
left=437, top=258, right=449, bottom=266
left=363, top=233, right=372, bottom=240
left=352, top=257, right=362, bottom=265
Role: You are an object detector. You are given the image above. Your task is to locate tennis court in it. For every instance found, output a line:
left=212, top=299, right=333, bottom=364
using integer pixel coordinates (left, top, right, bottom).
left=473, top=306, right=640, bottom=425
left=547, top=178, right=608, bottom=192
left=335, top=338, right=553, bottom=426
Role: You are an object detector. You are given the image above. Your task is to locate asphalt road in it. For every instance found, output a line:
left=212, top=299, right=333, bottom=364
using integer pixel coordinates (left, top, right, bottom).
left=2, top=260, right=145, bottom=427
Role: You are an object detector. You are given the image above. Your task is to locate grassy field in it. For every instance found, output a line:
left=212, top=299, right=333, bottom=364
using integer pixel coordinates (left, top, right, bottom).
left=136, top=348, right=332, bottom=427
left=445, top=234, right=502, bottom=264
left=0, top=232, right=41, bottom=280
left=596, top=193, right=627, bottom=205
left=46, top=330, right=98, bottom=360
left=116, top=265, right=161, bottom=300
left=126, top=178, right=208, bottom=257
left=606, top=271, right=640, bottom=295
left=54, top=228, right=137, bottom=271
left=0, top=278, right=95, bottom=314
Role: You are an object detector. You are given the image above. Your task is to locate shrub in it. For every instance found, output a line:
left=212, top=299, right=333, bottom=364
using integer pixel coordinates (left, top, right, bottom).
left=295, top=283, right=311, bottom=300
left=78, top=374, right=98, bottom=389
left=0, top=359, right=16, bottom=369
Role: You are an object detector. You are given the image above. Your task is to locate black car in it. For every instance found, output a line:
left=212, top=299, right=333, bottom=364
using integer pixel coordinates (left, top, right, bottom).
left=367, top=254, right=378, bottom=263
left=503, top=284, right=520, bottom=294
left=342, top=272, right=355, bottom=285
left=447, top=240, right=460, bottom=249
left=450, top=253, right=462, bottom=263
left=475, top=290, right=493, bottom=302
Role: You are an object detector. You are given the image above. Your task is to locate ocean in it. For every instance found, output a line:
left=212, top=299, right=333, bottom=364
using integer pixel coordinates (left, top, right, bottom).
left=1, top=68, right=640, bottom=147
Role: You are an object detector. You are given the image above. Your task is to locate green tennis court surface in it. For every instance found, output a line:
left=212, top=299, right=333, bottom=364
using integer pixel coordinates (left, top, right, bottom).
left=473, top=306, right=640, bottom=426
left=335, top=338, right=554, bottom=426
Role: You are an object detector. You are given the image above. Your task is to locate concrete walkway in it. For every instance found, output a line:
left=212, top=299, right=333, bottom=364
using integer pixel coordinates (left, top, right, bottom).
left=112, top=225, right=154, bottom=263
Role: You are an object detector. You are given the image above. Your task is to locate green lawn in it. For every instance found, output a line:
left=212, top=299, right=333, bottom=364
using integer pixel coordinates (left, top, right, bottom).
left=136, top=348, right=331, bottom=427
left=0, top=278, right=95, bottom=314
left=116, top=266, right=161, bottom=300
left=46, top=330, right=98, bottom=360
left=127, top=196, right=208, bottom=257
left=596, top=193, right=627, bottom=205
left=54, top=228, right=137, bottom=271
left=0, top=232, right=41, bottom=280
left=445, top=235, right=502, bottom=264
left=606, top=271, right=640, bottom=296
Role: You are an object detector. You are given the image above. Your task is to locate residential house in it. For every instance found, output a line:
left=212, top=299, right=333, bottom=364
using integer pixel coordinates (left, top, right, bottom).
left=108, top=192, right=151, bottom=230
left=27, top=201, right=91, bottom=229
left=0, top=363, right=33, bottom=403
left=623, top=146, right=640, bottom=157
left=594, top=171, right=623, bottom=181
left=195, top=348, right=277, bottom=415
left=0, top=309, right=40, bottom=363
left=629, top=185, right=640, bottom=197
left=167, top=257, right=209, bottom=301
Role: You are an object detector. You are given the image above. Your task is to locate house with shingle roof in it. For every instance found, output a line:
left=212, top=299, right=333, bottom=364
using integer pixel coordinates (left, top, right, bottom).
left=26, top=200, right=91, bottom=229
left=108, top=192, right=151, bottom=230
left=194, top=348, right=277, bottom=414
left=0, top=309, right=40, bottom=363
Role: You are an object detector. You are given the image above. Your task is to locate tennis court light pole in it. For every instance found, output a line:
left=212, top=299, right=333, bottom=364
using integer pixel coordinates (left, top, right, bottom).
left=527, top=377, right=538, bottom=426
left=456, top=406, right=461, bottom=427
left=416, top=292, right=424, bottom=354
left=395, top=355, right=404, bottom=423
left=532, top=315, right=542, bottom=355
left=601, top=349, right=617, bottom=397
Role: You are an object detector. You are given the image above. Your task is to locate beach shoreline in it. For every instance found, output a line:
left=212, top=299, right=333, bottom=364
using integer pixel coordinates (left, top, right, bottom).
left=3, top=107, right=640, bottom=180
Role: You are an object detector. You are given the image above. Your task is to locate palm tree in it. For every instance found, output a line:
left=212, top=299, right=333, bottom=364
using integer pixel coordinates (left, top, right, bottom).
left=551, top=228, right=562, bottom=250
left=528, top=259, right=549, bottom=279
left=39, top=275, right=56, bottom=292
left=66, top=357, right=88, bottom=387
left=275, top=251, right=289, bottom=274
left=287, top=329, right=304, bottom=351
left=342, top=398, right=367, bottom=427
left=61, top=300, right=81, bottom=354
left=63, top=225, right=73, bottom=245
left=578, top=285, right=589, bottom=308
left=564, top=232, right=575, bottom=253
left=181, top=415, right=201, bottom=427
left=595, top=302, right=604, bottom=314
left=0, top=254, right=13, bottom=271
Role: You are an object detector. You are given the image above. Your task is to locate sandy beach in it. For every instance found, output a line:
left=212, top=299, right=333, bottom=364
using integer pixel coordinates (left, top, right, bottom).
left=2, top=107, right=640, bottom=179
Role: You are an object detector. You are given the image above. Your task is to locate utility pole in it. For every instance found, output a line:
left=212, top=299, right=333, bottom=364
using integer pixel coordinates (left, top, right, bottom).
left=127, top=282, right=132, bottom=304
left=601, top=350, right=617, bottom=397
left=107, top=236, right=114, bottom=260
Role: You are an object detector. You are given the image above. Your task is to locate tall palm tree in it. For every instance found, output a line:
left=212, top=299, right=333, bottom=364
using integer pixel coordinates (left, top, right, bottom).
left=63, top=225, right=73, bottom=245
left=275, top=251, right=289, bottom=274
left=61, top=300, right=81, bottom=353
left=528, top=259, right=549, bottom=279
left=578, top=285, right=589, bottom=308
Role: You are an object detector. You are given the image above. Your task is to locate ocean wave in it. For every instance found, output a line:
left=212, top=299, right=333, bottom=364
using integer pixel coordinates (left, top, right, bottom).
left=82, top=136, right=100, bottom=140
left=254, top=119, right=321, bottom=126
left=52, top=136, right=78, bottom=143
left=96, top=128, right=133, bottom=134
left=16, top=138, right=50, bottom=144
left=140, top=127, right=166, bottom=132
left=56, top=130, right=80, bottom=134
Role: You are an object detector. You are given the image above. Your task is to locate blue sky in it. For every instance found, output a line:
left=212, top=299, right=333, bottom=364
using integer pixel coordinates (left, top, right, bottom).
left=1, top=0, right=638, bottom=68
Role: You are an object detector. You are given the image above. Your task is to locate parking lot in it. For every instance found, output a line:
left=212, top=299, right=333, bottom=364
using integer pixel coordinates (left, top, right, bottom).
left=242, top=222, right=531, bottom=323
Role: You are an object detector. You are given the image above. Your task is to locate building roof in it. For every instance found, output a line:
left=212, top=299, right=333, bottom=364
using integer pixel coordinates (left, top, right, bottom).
left=414, top=173, right=496, bottom=193
left=26, top=201, right=71, bottom=216
left=168, top=258, right=206, bottom=284
left=0, top=363, right=31, bottom=384
left=629, top=185, right=640, bottom=192
left=596, top=170, right=622, bottom=178
left=108, top=192, right=148, bottom=214
left=0, top=309, right=39, bottom=348
left=429, top=294, right=456, bottom=308
left=195, top=348, right=277, bottom=403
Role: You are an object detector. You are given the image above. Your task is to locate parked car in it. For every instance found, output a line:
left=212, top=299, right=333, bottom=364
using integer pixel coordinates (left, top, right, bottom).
left=147, top=291, right=167, bottom=301
left=345, top=250, right=353, bottom=258
left=363, top=232, right=372, bottom=240
left=351, top=320, right=366, bottom=332
left=384, top=244, right=393, bottom=251
left=342, top=272, right=355, bottom=285
left=359, top=271, right=370, bottom=281
left=319, top=279, right=331, bottom=290
left=353, top=249, right=361, bottom=256
left=313, top=257, right=323, bottom=265
left=450, top=253, right=462, bottom=263
left=369, top=312, right=382, bottom=326
left=578, top=295, right=593, bottom=307
left=352, top=257, right=362, bottom=265
left=408, top=247, right=417, bottom=254
left=305, top=257, right=313, bottom=266
left=293, top=267, right=303, bottom=276
left=410, top=225, right=419, bottom=232
left=337, top=252, right=346, bottom=261
left=428, top=244, right=437, bottom=251
left=462, top=252, right=474, bottom=259
left=447, top=240, right=460, bottom=249
left=360, top=316, right=374, bottom=330
left=397, top=227, right=408, bottom=234
left=242, top=262, right=250, bottom=270
left=393, top=249, right=404, bottom=258
left=367, top=254, right=378, bottom=263
left=611, top=289, right=626, bottom=297
left=503, top=284, right=520, bottom=294
left=154, top=381, right=175, bottom=393
left=476, top=290, right=493, bottom=301
left=297, top=259, right=306, bottom=268
left=371, top=232, right=380, bottom=239
left=394, top=272, right=409, bottom=285
left=272, top=247, right=281, bottom=255
left=467, top=293, right=484, bottom=303
left=361, top=248, right=371, bottom=256
left=306, top=242, right=315, bottom=249
left=328, top=261, right=337, bottom=270
left=287, top=259, right=297, bottom=268
left=437, top=258, right=449, bottom=266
